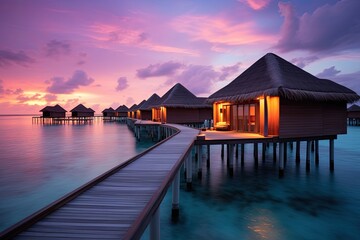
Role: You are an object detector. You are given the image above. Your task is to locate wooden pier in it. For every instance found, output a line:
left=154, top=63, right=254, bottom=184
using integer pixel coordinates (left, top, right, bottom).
left=32, top=116, right=95, bottom=124
left=1, top=124, right=199, bottom=240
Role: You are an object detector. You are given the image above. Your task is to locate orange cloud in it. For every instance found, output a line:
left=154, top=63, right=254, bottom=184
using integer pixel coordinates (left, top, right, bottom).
left=239, top=0, right=271, bottom=10
left=172, top=15, right=274, bottom=46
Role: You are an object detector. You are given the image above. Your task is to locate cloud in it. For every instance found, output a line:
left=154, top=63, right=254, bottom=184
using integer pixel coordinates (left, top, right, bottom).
left=45, top=40, right=71, bottom=58
left=126, top=97, right=135, bottom=106
left=0, top=80, right=24, bottom=96
left=115, top=77, right=129, bottom=91
left=219, top=62, right=241, bottom=80
left=0, top=50, right=35, bottom=67
left=44, top=94, right=58, bottom=103
left=291, top=55, right=319, bottom=68
left=16, top=93, right=42, bottom=103
left=172, top=14, right=274, bottom=47
left=239, top=0, right=271, bottom=10
left=46, top=70, right=95, bottom=94
left=137, top=61, right=185, bottom=78
left=316, top=66, right=360, bottom=95
left=275, top=0, right=360, bottom=54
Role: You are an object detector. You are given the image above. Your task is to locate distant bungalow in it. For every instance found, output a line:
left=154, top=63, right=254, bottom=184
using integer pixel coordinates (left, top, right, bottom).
left=152, top=83, right=213, bottom=124
left=102, top=107, right=116, bottom=117
left=347, top=104, right=360, bottom=126
left=128, top=104, right=137, bottom=118
left=137, top=93, right=161, bottom=120
left=208, top=53, right=360, bottom=137
left=131, top=100, right=146, bottom=119
left=70, top=104, right=95, bottom=117
left=40, top=104, right=67, bottom=118
left=115, top=105, right=129, bottom=117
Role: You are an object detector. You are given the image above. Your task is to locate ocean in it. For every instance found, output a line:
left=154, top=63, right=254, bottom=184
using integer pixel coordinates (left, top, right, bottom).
left=0, top=116, right=359, bottom=239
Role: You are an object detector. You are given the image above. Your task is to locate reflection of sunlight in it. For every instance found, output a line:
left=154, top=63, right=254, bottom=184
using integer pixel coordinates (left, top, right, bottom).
left=247, top=209, right=280, bottom=239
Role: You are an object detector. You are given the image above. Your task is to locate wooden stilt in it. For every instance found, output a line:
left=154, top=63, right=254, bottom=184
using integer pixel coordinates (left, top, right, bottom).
left=150, top=208, right=160, bottom=240
left=207, top=145, right=210, bottom=168
left=273, top=142, right=277, bottom=162
left=306, top=141, right=311, bottom=172
left=235, top=144, right=239, bottom=159
left=315, top=140, right=319, bottom=166
left=241, top=144, right=245, bottom=165
left=262, top=143, right=266, bottom=161
left=296, top=141, right=300, bottom=163
left=197, top=145, right=202, bottom=178
left=279, top=142, right=284, bottom=177
left=253, top=143, right=258, bottom=165
left=284, top=142, right=287, bottom=163
left=172, top=171, right=180, bottom=220
left=186, top=154, right=192, bottom=191
left=228, top=144, right=234, bottom=176
left=221, top=144, right=224, bottom=160
left=330, top=139, right=334, bottom=171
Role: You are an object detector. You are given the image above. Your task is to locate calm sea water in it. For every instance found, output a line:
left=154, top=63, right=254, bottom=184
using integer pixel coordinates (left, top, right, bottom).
left=144, top=127, right=360, bottom=240
left=0, top=116, right=154, bottom=232
left=1, top=116, right=359, bottom=239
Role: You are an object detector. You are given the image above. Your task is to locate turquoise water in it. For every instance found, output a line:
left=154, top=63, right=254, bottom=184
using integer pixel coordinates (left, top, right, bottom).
left=1, top=116, right=359, bottom=239
left=144, top=127, right=360, bottom=240
left=0, top=116, right=154, bottom=232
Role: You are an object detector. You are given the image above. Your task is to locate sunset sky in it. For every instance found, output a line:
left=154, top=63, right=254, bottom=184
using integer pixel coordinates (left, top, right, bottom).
left=1, top=0, right=359, bottom=114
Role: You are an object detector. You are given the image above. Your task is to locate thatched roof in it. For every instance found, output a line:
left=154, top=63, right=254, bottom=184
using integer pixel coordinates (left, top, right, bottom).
left=129, top=104, right=138, bottom=111
left=139, top=94, right=161, bottom=110
left=208, top=53, right=360, bottom=103
left=40, top=104, right=67, bottom=112
left=102, top=107, right=115, bottom=113
left=115, top=105, right=129, bottom=113
left=157, top=83, right=212, bottom=108
left=70, top=104, right=95, bottom=113
left=348, top=104, right=360, bottom=112
left=134, top=100, right=146, bottom=111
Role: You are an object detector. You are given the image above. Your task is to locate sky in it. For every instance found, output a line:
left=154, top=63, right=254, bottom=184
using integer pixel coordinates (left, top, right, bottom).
left=0, top=0, right=359, bottom=114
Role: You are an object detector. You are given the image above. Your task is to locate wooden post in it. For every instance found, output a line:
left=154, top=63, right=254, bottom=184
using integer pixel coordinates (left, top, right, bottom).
left=235, top=144, right=239, bottom=159
left=221, top=144, right=224, bottom=160
left=264, top=96, right=268, bottom=137
left=157, top=126, right=161, bottom=141
left=197, top=145, right=202, bottom=178
left=273, top=142, right=277, bottom=162
left=315, top=140, right=319, bottom=166
left=150, top=207, right=160, bottom=240
left=262, top=143, right=266, bottom=161
left=330, top=139, right=334, bottom=171
left=296, top=141, right=300, bottom=163
left=306, top=141, right=311, bottom=172
left=241, top=144, right=245, bottom=165
left=279, top=142, right=284, bottom=177
left=207, top=145, right=210, bottom=168
left=253, top=143, right=258, bottom=164
left=284, top=142, right=287, bottom=163
left=228, top=144, right=234, bottom=175
left=186, top=154, right=192, bottom=191
left=172, top=171, right=180, bottom=220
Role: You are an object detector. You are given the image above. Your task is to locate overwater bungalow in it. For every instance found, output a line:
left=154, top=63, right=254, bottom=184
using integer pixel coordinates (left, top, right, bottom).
left=39, top=104, right=67, bottom=118
left=152, top=83, right=213, bottom=124
left=208, top=53, right=360, bottom=137
left=137, top=94, right=161, bottom=120
left=347, top=104, right=360, bottom=126
left=102, top=107, right=116, bottom=117
left=70, top=104, right=95, bottom=117
left=132, top=100, right=146, bottom=119
left=115, top=105, right=129, bottom=117
left=128, top=104, right=137, bottom=118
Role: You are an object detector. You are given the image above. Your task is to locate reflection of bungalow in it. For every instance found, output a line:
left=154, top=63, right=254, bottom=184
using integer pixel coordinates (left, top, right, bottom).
left=152, top=83, right=213, bottom=124
left=347, top=104, right=360, bottom=126
left=70, top=104, right=95, bottom=117
left=102, top=107, right=116, bottom=117
left=137, top=94, right=161, bottom=120
left=115, top=105, right=129, bottom=117
left=128, top=104, right=137, bottom=118
left=208, top=53, right=359, bottom=137
left=40, top=104, right=67, bottom=118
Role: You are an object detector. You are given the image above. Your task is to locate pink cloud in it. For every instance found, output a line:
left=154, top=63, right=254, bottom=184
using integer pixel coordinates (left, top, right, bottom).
left=115, top=77, right=129, bottom=91
left=0, top=50, right=35, bottom=67
left=239, top=0, right=271, bottom=10
left=276, top=0, right=360, bottom=54
left=172, top=14, right=274, bottom=47
left=46, top=70, right=95, bottom=94
left=291, top=55, right=319, bottom=68
left=45, top=40, right=71, bottom=58
left=137, top=61, right=185, bottom=78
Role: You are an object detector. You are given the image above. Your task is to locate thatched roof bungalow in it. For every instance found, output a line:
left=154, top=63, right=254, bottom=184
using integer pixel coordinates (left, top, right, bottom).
left=347, top=104, right=360, bottom=126
left=208, top=53, right=359, bottom=137
left=137, top=93, right=161, bottom=120
left=70, top=104, right=95, bottom=117
left=128, top=104, right=137, bottom=118
left=40, top=104, right=67, bottom=118
left=102, top=107, right=116, bottom=117
left=132, top=100, right=146, bottom=119
left=115, top=105, right=129, bottom=117
left=152, top=83, right=212, bottom=124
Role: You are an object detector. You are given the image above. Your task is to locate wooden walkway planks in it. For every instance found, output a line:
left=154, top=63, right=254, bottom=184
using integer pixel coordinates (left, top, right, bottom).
left=6, top=124, right=199, bottom=240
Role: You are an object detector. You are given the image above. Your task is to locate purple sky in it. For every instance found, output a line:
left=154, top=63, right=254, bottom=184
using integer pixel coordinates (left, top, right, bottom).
left=0, top=0, right=359, bottom=114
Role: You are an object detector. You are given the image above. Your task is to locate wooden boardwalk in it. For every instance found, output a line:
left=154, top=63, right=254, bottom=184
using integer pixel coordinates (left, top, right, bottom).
left=2, top=124, right=199, bottom=240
